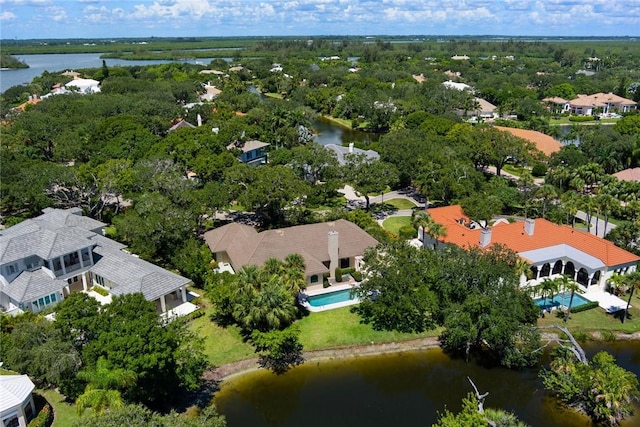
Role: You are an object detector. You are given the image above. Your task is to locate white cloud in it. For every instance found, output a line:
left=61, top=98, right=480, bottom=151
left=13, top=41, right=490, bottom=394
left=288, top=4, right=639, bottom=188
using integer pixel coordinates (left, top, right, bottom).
left=0, top=10, right=17, bottom=20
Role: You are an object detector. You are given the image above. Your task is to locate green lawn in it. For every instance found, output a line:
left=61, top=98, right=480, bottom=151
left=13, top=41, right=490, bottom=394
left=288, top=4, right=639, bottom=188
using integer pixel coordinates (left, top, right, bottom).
left=382, top=216, right=412, bottom=235
left=188, top=308, right=255, bottom=366
left=537, top=293, right=640, bottom=335
left=297, top=306, right=441, bottom=350
left=549, top=118, right=618, bottom=125
left=501, top=164, right=524, bottom=177
left=384, top=198, right=417, bottom=210
left=40, top=389, right=81, bottom=427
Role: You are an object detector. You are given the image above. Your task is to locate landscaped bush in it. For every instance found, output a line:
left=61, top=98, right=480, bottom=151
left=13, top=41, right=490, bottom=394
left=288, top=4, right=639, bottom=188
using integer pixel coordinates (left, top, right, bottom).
left=531, top=162, right=548, bottom=177
left=27, top=403, right=51, bottom=427
left=570, top=301, right=599, bottom=313
left=188, top=309, right=204, bottom=320
left=335, top=267, right=343, bottom=282
left=399, top=225, right=417, bottom=239
left=569, top=115, right=595, bottom=122
left=91, top=285, right=109, bottom=297
left=351, top=271, right=363, bottom=282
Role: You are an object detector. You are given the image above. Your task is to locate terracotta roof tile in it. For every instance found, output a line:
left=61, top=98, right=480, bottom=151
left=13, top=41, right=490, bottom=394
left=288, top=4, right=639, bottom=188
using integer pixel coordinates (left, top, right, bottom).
left=494, top=126, right=562, bottom=156
left=427, top=205, right=639, bottom=268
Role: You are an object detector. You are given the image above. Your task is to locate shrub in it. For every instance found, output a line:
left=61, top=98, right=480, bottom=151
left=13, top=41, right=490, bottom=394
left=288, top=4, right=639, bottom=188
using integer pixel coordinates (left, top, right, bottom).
left=351, top=271, right=363, bottom=282
left=27, top=403, right=52, bottom=427
left=91, top=285, right=109, bottom=297
left=570, top=301, right=599, bottom=313
left=601, top=330, right=617, bottom=342
left=335, top=267, right=343, bottom=282
left=189, top=309, right=204, bottom=320
left=569, top=115, right=595, bottom=122
left=531, top=162, right=548, bottom=177
left=398, top=225, right=417, bottom=239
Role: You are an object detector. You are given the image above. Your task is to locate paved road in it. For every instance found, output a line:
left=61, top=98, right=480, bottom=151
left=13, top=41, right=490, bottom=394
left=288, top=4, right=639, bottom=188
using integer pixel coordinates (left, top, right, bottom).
left=575, top=210, right=616, bottom=238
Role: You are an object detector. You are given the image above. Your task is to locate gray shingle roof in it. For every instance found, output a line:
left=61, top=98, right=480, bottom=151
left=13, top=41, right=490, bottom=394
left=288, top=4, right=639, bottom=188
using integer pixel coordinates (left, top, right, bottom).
left=1, top=208, right=191, bottom=307
left=2, top=269, right=68, bottom=302
left=204, top=219, right=378, bottom=276
left=92, top=246, right=191, bottom=302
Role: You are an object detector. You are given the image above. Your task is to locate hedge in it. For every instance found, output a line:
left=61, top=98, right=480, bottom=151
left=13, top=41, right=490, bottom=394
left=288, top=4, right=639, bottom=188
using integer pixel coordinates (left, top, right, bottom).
left=91, top=285, right=109, bottom=297
left=570, top=301, right=600, bottom=313
left=28, top=403, right=52, bottom=427
left=569, top=115, right=595, bottom=122
left=399, top=225, right=417, bottom=239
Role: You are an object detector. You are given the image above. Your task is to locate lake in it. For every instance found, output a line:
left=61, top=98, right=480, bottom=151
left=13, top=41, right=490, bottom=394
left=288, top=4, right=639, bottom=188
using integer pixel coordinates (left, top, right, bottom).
left=0, top=53, right=226, bottom=93
left=214, top=341, right=640, bottom=427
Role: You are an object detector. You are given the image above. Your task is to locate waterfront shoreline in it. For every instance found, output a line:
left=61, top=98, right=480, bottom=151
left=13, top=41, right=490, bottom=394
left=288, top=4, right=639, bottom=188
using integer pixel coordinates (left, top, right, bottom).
left=205, top=331, right=640, bottom=383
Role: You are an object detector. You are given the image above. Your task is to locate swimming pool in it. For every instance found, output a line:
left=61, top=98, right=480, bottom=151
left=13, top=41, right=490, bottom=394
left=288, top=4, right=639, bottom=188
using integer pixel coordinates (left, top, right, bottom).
left=534, top=292, right=591, bottom=311
left=308, top=288, right=357, bottom=307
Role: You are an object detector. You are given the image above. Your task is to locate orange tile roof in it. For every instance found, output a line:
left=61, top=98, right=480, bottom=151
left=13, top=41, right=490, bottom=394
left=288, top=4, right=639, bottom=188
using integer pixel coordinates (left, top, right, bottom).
left=427, top=205, right=639, bottom=268
left=494, top=126, right=562, bottom=157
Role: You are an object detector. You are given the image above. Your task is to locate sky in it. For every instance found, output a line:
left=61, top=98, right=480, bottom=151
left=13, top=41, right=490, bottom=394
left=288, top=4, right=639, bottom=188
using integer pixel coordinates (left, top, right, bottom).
left=0, top=0, right=639, bottom=40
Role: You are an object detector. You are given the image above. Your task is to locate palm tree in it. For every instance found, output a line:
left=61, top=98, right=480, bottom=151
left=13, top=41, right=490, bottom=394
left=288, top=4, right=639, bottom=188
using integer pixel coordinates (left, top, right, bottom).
left=284, top=253, right=306, bottom=272
left=539, top=278, right=560, bottom=313
left=556, top=275, right=580, bottom=322
left=536, top=184, right=558, bottom=219
left=579, top=195, right=596, bottom=233
left=607, top=273, right=627, bottom=296
left=263, top=257, right=284, bottom=277
left=595, top=193, right=618, bottom=237
left=622, top=272, right=640, bottom=324
left=561, top=190, right=580, bottom=228
left=412, top=211, right=433, bottom=242
left=75, top=357, right=137, bottom=416
left=242, top=277, right=297, bottom=332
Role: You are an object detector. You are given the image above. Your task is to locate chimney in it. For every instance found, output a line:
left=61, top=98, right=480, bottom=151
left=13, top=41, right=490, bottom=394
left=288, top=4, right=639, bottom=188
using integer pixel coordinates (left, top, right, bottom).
left=524, top=218, right=535, bottom=236
left=479, top=228, right=492, bottom=248
left=328, top=231, right=339, bottom=278
left=348, top=142, right=354, bottom=153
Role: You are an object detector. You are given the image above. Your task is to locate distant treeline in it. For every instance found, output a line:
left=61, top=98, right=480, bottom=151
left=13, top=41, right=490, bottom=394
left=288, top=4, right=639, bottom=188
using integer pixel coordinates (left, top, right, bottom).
left=1, top=36, right=638, bottom=61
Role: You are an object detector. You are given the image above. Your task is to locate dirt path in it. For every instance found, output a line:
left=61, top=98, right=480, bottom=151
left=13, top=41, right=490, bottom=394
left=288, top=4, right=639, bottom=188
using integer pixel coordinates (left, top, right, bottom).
left=205, top=336, right=441, bottom=382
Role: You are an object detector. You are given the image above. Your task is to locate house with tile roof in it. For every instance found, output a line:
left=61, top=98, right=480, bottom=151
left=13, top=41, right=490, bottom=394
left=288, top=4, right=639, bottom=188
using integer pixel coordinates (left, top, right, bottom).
left=0, top=208, right=192, bottom=316
left=494, top=126, right=562, bottom=157
left=422, top=205, right=639, bottom=289
left=569, top=92, right=637, bottom=116
left=542, top=97, right=570, bottom=113
left=203, top=220, right=378, bottom=287
left=612, top=167, right=640, bottom=183
left=0, top=375, right=35, bottom=427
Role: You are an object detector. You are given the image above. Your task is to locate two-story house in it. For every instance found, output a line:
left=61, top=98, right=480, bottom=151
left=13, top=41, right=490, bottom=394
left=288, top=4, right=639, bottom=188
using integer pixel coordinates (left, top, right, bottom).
left=0, top=208, right=192, bottom=315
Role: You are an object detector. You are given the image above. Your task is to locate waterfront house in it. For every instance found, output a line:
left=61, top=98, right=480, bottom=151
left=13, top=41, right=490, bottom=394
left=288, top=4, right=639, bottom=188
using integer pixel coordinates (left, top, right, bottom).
left=204, top=220, right=378, bottom=286
left=421, top=205, right=640, bottom=290
left=0, top=208, right=192, bottom=316
left=569, top=93, right=637, bottom=116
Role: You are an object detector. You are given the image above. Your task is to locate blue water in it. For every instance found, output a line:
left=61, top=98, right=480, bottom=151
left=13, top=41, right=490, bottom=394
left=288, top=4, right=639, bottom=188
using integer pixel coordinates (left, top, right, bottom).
left=308, top=289, right=356, bottom=307
left=534, top=292, right=591, bottom=310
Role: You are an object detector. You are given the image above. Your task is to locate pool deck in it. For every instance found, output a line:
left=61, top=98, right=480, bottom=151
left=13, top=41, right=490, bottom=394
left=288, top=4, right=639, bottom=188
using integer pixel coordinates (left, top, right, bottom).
left=583, top=289, right=630, bottom=313
left=299, top=283, right=360, bottom=312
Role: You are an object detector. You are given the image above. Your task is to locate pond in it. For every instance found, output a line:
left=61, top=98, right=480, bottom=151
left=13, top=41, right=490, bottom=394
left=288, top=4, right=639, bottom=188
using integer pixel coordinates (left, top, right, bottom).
left=214, top=341, right=640, bottom=427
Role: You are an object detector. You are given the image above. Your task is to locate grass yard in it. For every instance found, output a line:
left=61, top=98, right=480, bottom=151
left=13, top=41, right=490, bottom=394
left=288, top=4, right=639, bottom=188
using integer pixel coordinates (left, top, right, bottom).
left=297, top=306, right=441, bottom=351
left=384, top=198, right=417, bottom=210
left=382, top=216, right=412, bottom=235
left=40, top=389, right=81, bottom=427
left=537, top=294, right=640, bottom=335
left=188, top=308, right=255, bottom=366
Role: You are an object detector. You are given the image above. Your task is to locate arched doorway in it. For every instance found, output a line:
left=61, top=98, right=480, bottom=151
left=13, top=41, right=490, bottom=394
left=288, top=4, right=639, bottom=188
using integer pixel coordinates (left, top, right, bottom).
left=540, top=263, right=551, bottom=278
left=552, top=260, right=564, bottom=275
left=564, top=261, right=575, bottom=278
left=576, top=268, right=589, bottom=286
left=590, top=270, right=601, bottom=287
left=530, top=265, right=538, bottom=279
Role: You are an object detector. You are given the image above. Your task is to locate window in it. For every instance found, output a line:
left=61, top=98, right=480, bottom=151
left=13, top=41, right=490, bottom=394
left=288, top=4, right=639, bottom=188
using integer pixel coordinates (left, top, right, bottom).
left=51, top=293, right=57, bottom=303
left=340, top=258, right=350, bottom=269
left=24, top=402, right=34, bottom=422
left=3, top=416, right=19, bottom=427
left=8, top=264, right=16, bottom=274
left=310, top=275, right=319, bottom=283
left=52, top=258, right=62, bottom=272
left=44, top=295, right=51, bottom=305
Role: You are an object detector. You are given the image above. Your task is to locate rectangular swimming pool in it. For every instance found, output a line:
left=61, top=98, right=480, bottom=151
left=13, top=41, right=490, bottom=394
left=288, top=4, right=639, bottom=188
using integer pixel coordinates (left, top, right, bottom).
left=307, top=288, right=357, bottom=307
left=534, top=292, right=591, bottom=311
